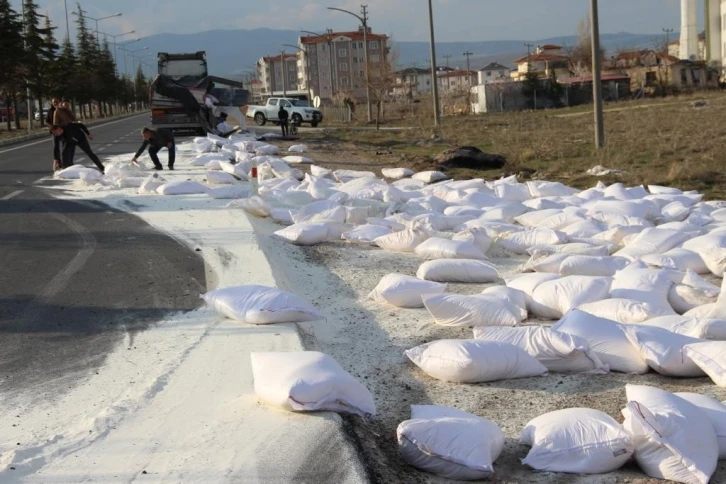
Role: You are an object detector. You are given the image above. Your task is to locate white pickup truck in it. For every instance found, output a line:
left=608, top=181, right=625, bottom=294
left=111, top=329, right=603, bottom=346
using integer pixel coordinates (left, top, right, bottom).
left=246, top=98, right=323, bottom=127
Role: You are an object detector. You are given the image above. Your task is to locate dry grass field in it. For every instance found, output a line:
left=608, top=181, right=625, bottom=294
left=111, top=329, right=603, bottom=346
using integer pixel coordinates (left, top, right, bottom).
left=305, top=91, right=726, bottom=199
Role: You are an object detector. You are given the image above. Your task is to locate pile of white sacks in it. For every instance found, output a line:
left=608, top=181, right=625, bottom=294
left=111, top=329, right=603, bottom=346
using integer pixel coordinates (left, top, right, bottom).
left=57, top=133, right=726, bottom=482
left=217, top=137, right=726, bottom=482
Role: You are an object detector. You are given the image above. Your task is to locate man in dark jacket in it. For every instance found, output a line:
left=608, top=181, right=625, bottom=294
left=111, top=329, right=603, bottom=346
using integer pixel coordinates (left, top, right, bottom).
left=132, top=127, right=176, bottom=170
left=48, top=98, right=61, bottom=171
left=50, top=124, right=105, bottom=173
left=278, top=104, right=290, bottom=137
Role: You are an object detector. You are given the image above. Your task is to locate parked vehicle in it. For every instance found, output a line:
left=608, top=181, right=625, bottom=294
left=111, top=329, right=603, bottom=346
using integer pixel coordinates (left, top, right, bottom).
left=149, top=51, right=248, bottom=134
left=246, top=98, right=322, bottom=127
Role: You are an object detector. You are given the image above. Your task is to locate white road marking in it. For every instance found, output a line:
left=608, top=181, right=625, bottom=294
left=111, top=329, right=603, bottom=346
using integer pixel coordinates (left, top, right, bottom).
left=0, top=114, right=146, bottom=155
left=1, top=189, right=24, bottom=200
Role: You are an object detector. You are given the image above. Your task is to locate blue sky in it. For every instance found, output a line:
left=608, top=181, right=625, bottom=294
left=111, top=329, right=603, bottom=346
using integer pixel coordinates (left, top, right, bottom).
left=19, top=0, right=691, bottom=42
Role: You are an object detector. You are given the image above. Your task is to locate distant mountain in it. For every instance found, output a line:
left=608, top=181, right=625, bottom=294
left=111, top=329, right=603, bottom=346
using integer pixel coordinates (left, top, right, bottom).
left=134, top=29, right=669, bottom=78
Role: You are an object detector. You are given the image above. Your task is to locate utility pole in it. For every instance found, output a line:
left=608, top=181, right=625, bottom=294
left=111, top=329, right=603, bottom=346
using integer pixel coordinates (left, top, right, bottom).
left=662, top=28, right=674, bottom=53
left=427, top=0, right=441, bottom=127
left=280, top=50, right=287, bottom=97
left=590, top=0, right=604, bottom=148
left=361, top=4, right=371, bottom=122
left=463, top=51, right=473, bottom=86
left=443, top=54, right=452, bottom=69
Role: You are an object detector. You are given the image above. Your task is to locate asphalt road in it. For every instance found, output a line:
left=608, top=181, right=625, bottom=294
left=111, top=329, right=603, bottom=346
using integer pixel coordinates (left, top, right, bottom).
left=0, top=115, right=206, bottom=407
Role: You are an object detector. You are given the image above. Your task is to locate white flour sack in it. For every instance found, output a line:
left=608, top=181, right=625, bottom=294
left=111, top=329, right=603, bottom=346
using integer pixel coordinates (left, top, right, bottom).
left=622, top=325, right=706, bottom=377
left=644, top=315, right=726, bottom=340
left=202, top=285, right=323, bottom=324
left=250, top=351, right=375, bottom=417
left=451, top=229, right=492, bottom=254
left=382, top=167, right=414, bottom=180
left=675, top=393, right=726, bottom=459
left=552, top=310, right=649, bottom=374
left=496, top=228, right=567, bottom=254
left=614, top=228, right=692, bottom=262
left=369, top=274, right=447, bottom=308
left=397, top=405, right=504, bottom=481
left=530, top=276, right=612, bottom=320
left=422, top=294, right=523, bottom=328
left=205, top=170, right=237, bottom=185
left=521, top=408, right=633, bottom=474
left=405, top=340, right=547, bottom=383
left=480, top=286, right=528, bottom=317
left=341, top=224, right=392, bottom=245
left=374, top=229, right=430, bottom=252
left=273, top=222, right=344, bottom=246
left=412, top=170, right=447, bottom=184
left=414, top=237, right=488, bottom=260
left=622, top=384, right=718, bottom=484
left=558, top=256, right=628, bottom=277
left=472, top=326, right=607, bottom=374
left=576, top=298, right=672, bottom=324
left=683, top=341, right=726, bottom=386
left=610, top=266, right=681, bottom=314
left=156, top=180, right=209, bottom=195
left=227, top=196, right=271, bottom=217
left=416, top=259, right=500, bottom=283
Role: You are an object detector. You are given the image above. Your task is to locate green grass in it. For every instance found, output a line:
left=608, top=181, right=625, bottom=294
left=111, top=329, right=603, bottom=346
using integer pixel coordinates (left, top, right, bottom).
left=311, top=91, right=726, bottom=199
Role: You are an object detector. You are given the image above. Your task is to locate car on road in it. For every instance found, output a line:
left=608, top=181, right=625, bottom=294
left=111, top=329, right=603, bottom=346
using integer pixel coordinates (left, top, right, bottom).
left=246, top=98, right=323, bottom=127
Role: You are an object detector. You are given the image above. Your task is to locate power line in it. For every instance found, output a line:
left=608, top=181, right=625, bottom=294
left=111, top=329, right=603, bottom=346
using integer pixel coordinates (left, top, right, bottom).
left=443, top=54, right=452, bottom=68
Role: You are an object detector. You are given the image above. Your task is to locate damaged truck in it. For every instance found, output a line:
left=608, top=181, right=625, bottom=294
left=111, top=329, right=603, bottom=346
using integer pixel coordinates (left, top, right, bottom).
left=149, top=51, right=249, bottom=135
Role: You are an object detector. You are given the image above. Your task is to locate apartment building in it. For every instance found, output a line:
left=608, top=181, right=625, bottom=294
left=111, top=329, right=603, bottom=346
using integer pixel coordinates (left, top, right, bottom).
left=257, top=53, right=299, bottom=95
left=298, top=27, right=389, bottom=100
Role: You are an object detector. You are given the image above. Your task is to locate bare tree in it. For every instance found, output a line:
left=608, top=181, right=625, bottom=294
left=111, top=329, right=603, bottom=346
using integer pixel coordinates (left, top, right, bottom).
left=367, top=43, right=399, bottom=129
left=566, top=14, right=605, bottom=76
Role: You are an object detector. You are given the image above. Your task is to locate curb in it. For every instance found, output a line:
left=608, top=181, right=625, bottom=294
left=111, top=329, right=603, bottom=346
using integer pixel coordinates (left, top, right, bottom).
left=0, top=112, right=149, bottom=149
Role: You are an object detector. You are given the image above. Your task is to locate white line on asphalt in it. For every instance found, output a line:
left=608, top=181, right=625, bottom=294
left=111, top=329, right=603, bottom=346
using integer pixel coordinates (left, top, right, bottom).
left=0, top=114, right=146, bottom=155
left=1, top=189, right=24, bottom=200
left=23, top=211, right=97, bottom=309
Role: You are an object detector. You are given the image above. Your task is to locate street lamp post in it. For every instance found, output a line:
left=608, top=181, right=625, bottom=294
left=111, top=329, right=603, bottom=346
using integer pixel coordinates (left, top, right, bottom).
left=72, top=9, right=122, bottom=44
left=118, top=39, right=142, bottom=78
left=127, top=52, right=152, bottom=110
left=99, top=30, right=135, bottom=75
left=427, top=0, right=441, bottom=127
left=283, top=43, right=313, bottom=103
left=328, top=5, right=373, bottom=123
left=301, top=29, right=336, bottom=100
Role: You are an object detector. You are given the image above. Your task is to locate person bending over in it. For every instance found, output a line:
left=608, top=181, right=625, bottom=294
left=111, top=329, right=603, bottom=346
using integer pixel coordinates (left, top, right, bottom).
left=50, top=124, right=105, bottom=173
left=132, top=127, right=176, bottom=170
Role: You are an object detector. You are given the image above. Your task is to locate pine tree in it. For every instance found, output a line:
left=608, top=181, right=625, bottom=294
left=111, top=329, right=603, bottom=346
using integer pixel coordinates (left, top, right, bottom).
left=0, top=0, right=25, bottom=130
left=74, top=3, right=99, bottom=118
left=96, top=38, right=117, bottom=115
left=53, top=38, right=77, bottom=102
left=134, top=65, right=148, bottom=108
left=39, top=14, right=58, bottom=119
left=22, top=0, right=55, bottom=121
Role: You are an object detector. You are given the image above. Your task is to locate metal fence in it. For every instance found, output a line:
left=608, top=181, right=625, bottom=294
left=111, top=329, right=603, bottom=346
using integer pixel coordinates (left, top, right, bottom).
left=320, top=105, right=352, bottom=123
